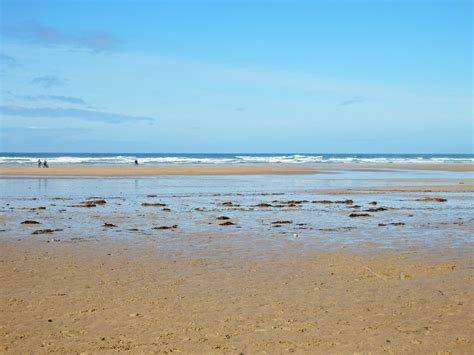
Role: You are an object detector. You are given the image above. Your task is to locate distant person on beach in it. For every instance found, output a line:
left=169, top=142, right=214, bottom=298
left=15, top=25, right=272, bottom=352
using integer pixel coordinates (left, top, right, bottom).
left=37, top=160, right=42, bottom=168
left=43, top=160, right=49, bottom=168
left=134, top=159, right=138, bottom=166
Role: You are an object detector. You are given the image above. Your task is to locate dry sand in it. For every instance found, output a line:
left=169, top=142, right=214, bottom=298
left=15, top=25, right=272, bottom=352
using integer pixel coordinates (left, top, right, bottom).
left=1, top=163, right=473, bottom=176
left=1, top=238, right=472, bottom=353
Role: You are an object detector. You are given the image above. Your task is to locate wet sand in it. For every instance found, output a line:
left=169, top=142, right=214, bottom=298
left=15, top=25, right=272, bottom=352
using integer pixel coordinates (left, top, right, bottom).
left=1, top=164, right=320, bottom=176
left=354, top=185, right=474, bottom=192
left=1, top=163, right=473, bottom=176
left=313, top=185, right=474, bottom=194
left=1, top=169, right=473, bottom=353
left=345, top=178, right=474, bottom=183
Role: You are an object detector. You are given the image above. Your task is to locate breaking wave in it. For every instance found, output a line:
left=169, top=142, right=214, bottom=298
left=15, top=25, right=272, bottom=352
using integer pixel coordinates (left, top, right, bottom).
left=1, top=153, right=473, bottom=166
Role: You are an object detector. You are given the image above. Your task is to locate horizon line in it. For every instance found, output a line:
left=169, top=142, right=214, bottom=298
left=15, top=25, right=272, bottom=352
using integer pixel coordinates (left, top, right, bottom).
left=1, top=152, right=473, bottom=156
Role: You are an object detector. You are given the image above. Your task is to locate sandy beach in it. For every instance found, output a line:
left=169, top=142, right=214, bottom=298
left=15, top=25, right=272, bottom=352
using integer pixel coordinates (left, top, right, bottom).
left=1, top=238, right=472, bottom=353
left=1, top=165, right=473, bottom=353
left=2, top=0, right=472, bottom=351
left=313, top=185, right=474, bottom=194
left=1, top=163, right=473, bottom=176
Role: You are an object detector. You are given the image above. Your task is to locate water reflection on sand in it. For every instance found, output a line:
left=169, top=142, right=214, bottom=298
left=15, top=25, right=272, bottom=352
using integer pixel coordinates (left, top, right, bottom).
left=1, top=169, right=473, bottom=253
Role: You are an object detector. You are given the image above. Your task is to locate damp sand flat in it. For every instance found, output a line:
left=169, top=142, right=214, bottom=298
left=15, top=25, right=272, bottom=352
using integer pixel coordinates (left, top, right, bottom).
left=312, top=185, right=474, bottom=193
left=0, top=169, right=473, bottom=353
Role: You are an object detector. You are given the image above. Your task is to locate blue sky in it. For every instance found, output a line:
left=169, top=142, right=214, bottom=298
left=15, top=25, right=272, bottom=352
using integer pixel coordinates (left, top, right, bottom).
left=0, top=0, right=472, bottom=153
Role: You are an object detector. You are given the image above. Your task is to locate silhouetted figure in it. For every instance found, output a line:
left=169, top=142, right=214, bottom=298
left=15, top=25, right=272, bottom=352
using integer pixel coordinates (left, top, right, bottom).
left=134, top=159, right=138, bottom=166
left=38, top=159, right=42, bottom=168
left=43, top=160, right=49, bottom=168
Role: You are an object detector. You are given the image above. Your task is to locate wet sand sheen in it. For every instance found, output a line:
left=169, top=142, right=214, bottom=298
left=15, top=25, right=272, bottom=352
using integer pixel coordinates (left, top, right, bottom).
left=311, top=185, right=474, bottom=194
left=1, top=169, right=473, bottom=353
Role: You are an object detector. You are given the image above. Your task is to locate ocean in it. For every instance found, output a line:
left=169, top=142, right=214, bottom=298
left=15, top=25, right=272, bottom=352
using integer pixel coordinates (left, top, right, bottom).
left=0, top=153, right=473, bottom=166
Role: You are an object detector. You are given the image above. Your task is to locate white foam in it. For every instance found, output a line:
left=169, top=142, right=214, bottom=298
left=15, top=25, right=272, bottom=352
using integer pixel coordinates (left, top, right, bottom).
left=0, top=154, right=473, bottom=166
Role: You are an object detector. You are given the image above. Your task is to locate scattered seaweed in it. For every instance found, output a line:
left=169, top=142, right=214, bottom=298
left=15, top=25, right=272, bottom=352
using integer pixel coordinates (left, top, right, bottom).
left=416, top=197, right=447, bottom=202
left=271, top=220, right=293, bottom=224
left=365, top=207, right=388, bottom=212
left=349, top=213, right=371, bottom=218
left=21, top=220, right=41, bottom=225
left=142, top=202, right=167, bottom=207
left=32, top=229, right=63, bottom=235
left=219, top=221, right=235, bottom=226
left=153, top=225, right=178, bottom=230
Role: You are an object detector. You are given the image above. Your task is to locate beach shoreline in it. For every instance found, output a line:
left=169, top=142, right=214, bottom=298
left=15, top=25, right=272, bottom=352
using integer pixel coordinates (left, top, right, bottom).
left=0, top=163, right=473, bottom=176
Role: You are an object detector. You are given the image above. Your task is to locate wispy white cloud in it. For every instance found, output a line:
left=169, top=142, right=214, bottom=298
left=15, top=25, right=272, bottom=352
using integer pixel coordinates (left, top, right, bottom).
left=30, top=75, right=65, bottom=88
left=5, top=91, right=86, bottom=105
left=33, top=94, right=85, bottom=105
left=0, top=105, right=156, bottom=124
left=122, top=52, right=466, bottom=101
left=0, top=53, right=19, bottom=66
left=3, top=20, right=120, bottom=53
left=340, top=96, right=366, bottom=106
left=3, top=125, right=90, bottom=133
